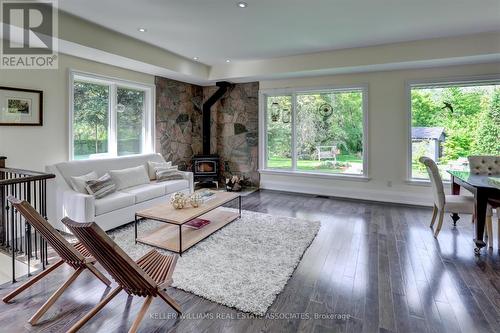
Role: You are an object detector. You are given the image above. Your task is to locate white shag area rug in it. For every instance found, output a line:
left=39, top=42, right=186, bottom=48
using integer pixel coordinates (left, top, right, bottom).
left=108, top=209, right=321, bottom=316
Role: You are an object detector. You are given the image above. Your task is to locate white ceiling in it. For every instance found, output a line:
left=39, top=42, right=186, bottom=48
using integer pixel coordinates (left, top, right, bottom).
left=59, top=0, right=500, bottom=66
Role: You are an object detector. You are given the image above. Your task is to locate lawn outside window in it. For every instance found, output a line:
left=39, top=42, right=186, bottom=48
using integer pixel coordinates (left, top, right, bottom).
left=260, top=85, right=368, bottom=178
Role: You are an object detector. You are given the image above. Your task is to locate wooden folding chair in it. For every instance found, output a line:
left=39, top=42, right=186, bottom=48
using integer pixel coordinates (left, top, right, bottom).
left=3, top=197, right=111, bottom=325
left=62, top=217, right=181, bottom=333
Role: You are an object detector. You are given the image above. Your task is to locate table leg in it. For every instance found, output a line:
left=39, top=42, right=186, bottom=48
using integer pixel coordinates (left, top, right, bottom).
left=474, top=189, right=488, bottom=254
left=450, top=175, right=460, bottom=226
left=179, top=225, right=182, bottom=256
left=134, top=215, right=138, bottom=244
left=451, top=175, right=460, bottom=195
left=239, top=196, right=241, bottom=218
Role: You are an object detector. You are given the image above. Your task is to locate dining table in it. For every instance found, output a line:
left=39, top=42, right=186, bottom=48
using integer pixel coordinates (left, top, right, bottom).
left=448, top=170, right=500, bottom=253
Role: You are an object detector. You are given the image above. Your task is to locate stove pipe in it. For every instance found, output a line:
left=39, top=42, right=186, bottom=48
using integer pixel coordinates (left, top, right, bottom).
left=202, top=81, right=231, bottom=155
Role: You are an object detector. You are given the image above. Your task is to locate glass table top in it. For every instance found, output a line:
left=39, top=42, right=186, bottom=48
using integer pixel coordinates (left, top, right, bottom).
left=447, top=170, right=500, bottom=190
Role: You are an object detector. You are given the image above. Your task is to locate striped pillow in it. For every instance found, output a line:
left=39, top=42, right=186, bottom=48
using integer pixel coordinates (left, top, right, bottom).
left=85, top=173, right=116, bottom=199
left=147, top=161, right=172, bottom=180
left=156, top=169, right=185, bottom=182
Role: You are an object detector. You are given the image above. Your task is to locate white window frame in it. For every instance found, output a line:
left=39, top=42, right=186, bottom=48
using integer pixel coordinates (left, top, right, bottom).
left=69, top=70, right=155, bottom=160
left=406, top=74, right=500, bottom=183
left=259, top=84, right=369, bottom=180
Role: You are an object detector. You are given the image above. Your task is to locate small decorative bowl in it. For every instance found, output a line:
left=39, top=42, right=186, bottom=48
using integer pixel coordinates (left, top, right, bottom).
left=189, top=193, right=203, bottom=208
left=170, top=192, right=187, bottom=209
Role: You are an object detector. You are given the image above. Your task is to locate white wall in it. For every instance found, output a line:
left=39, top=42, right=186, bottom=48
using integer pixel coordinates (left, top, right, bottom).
left=0, top=53, right=154, bottom=171
left=259, top=62, right=500, bottom=206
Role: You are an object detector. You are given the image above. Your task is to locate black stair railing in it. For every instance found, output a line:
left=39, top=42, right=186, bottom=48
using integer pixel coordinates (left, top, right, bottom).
left=0, top=157, right=56, bottom=283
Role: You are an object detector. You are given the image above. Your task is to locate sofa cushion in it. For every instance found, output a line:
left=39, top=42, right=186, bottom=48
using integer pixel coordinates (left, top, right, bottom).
left=161, top=179, right=190, bottom=193
left=95, top=192, right=135, bottom=216
left=109, top=165, right=150, bottom=190
left=121, top=184, right=166, bottom=203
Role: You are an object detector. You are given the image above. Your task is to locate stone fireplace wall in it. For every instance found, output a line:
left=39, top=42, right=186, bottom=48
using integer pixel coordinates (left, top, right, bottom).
left=155, top=77, right=203, bottom=170
left=155, top=77, right=259, bottom=186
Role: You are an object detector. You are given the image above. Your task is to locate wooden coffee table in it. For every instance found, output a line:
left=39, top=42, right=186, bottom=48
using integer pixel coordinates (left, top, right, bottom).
left=134, top=192, right=241, bottom=255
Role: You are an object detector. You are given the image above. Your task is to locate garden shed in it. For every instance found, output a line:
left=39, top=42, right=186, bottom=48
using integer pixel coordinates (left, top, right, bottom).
left=411, top=127, right=446, bottom=161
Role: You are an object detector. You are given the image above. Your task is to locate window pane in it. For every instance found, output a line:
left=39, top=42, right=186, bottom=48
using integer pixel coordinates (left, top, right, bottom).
left=266, top=95, right=292, bottom=169
left=117, top=87, right=145, bottom=156
left=411, top=84, right=500, bottom=180
left=296, top=91, right=364, bottom=174
left=73, top=81, right=109, bottom=160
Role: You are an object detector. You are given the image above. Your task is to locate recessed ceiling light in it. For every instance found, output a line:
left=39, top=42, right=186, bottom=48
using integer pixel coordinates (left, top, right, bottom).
left=193, top=57, right=199, bottom=60
left=237, top=1, right=248, bottom=8
left=138, top=27, right=147, bottom=32
left=225, top=59, right=231, bottom=63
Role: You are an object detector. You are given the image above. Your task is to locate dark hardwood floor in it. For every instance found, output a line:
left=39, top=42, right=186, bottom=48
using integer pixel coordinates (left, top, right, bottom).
left=0, top=190, right=499, bottom=333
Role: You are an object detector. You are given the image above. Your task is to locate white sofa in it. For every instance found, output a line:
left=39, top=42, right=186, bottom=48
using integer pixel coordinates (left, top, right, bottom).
left=46, top=154, right=193, bottom=232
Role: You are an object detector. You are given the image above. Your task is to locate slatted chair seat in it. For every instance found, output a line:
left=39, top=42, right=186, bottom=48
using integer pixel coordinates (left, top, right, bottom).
left=73, top=241, right=93, bottom=259
left=62, top=217, right=181, bottom=333
left=3, top=197, right=111, bottom=326
left=137, top=250, right=176, bottom=287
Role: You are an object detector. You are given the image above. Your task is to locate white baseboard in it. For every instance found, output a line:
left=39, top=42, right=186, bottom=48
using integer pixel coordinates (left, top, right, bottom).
left=260, top=176, right=434, bottom=207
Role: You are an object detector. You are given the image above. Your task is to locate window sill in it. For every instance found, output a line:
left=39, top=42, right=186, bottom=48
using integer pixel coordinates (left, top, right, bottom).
left=405, top=179, right=451, bottom=186
left=71, top=152, right=150, bottom=161
left=259, top=169, right=370, bottom=182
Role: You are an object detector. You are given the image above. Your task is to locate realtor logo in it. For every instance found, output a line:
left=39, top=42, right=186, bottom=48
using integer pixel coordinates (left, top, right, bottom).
left=1, top=0, right=58, bottom=69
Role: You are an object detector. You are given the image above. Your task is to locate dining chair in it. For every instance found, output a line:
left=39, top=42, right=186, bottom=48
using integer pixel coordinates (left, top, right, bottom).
left=3, top=196, right=111, bottom=325
left=419, top=157, right=477, bottom=237
left=487, top=198, right=500, bottom=249
left=61, top=217, right=181, bottom=333
left=467, top=155, right=500, bottom=176
left=468, top=155, right=500, bottom=248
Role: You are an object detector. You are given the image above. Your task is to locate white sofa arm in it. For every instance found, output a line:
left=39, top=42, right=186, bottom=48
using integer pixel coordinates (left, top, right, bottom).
left=180, top=171, right=194, bottom=193
left=62, top=190, right=95, bottom=223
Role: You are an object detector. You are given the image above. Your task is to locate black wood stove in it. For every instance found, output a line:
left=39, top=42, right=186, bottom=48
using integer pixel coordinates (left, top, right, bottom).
left=192, top=81, right=232, bottom=187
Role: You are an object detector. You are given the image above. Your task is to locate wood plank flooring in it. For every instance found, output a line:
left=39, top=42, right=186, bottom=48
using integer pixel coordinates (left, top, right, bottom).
left=0, top=189, right=498, bottom=333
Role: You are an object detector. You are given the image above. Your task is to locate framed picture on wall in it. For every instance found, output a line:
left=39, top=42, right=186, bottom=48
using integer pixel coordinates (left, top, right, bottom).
left=0, top=86, right=43, bottom=126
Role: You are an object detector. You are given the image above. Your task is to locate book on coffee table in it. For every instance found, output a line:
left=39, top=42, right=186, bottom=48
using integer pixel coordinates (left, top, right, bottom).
left=185, top=218, right=211, bottom=230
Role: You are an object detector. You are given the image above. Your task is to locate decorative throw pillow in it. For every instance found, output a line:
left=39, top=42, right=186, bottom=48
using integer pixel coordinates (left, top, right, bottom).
left=147, top=161, right=172, bottom=180
left=109, top=165, right=150, bottom=190
left=70, top=171, right=98, bottom=194
left=85, top=173, right=116, bottom=199
left=156, top=164, right=177, bottom=172
left=156, top=169, right=185, bottom=182
left=154, top=165, right=178, bottom=179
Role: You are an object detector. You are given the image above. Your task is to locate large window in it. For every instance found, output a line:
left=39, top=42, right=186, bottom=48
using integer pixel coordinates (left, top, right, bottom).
left=263, top=86, right=367, bottom=176
left=409, top=79, right=500, bottom=180
left=70, top=71, right=154, bottom=160
left=266, top=95, right=292, bottom=169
